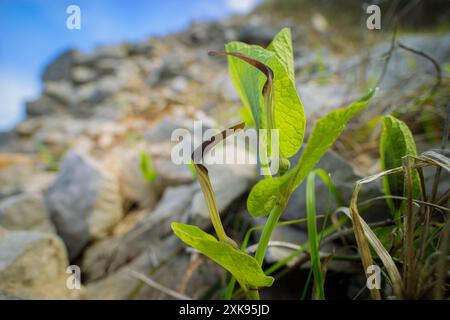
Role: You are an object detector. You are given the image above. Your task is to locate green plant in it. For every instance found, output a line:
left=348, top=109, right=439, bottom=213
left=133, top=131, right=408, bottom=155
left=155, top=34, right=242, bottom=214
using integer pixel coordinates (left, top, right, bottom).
left=36, top=143, right=59, bottom=171
left=171, top=28, right=376, bottom=299
left=349, top=114, right=449, bottom=299
left=139, top=151, right=157, bottom=182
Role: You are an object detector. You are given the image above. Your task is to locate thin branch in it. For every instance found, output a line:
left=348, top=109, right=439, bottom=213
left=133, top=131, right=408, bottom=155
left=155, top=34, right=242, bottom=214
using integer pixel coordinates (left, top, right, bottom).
left=128, top=269, right=192, bottom=300
left=376, top=26, right=397, bottom=88
left=397, top=41, right=442, bottom=95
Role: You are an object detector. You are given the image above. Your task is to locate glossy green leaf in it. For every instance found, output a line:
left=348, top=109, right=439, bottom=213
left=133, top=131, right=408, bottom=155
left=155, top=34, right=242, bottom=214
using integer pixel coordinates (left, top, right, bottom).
left=266, top=27, right=295, bottom=81
left=225, top=42, right=270, bottom=131
left=380, top=115, right=420, bottom=212
left=247, top=89, right=377, bottom=217
left=225, top=29, right=305, bottom=158
left=171, top=222, right=274, bottom=290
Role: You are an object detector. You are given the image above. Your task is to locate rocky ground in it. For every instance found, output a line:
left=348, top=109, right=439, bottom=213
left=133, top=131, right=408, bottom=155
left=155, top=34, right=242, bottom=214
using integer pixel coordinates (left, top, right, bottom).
left=0, top=11, right=449, bottom=299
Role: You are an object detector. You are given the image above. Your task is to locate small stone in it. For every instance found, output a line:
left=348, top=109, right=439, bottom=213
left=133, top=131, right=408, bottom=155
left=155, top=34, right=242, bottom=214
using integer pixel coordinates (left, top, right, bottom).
left=44, top=81, right=74, bottom=105
left=72, top=66, right=96, bottom=84
left=0, top=154, right=33, bottom=199
left=42, top=49, right=79, bottom=82
left=45, top=149, right=123, bottom=259
left=0, top=193, right=55, bottom=233
left=81, top=184, right=197, bottom=281
left=93, top=44, right=127, bottom=60
left=0, top=230, right=73, bottom=299
left=25, top=95, right=66, bottom=117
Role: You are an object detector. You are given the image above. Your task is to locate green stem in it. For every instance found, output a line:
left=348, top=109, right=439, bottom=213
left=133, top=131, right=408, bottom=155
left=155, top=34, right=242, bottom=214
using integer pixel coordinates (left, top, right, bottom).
left=255, top=204, right=284, bottom=265
left=247, top=290, right=260, bottom=300
left=224, top=277, right=236, bottom=300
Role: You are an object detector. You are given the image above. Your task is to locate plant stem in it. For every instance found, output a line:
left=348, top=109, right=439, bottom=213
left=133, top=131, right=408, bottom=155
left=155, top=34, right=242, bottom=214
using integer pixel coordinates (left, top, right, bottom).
left=250, top=205, right=283, bottom=300
left=255, top=204, right=284, bottom=265
left=247, top=290, right=260, bottom=300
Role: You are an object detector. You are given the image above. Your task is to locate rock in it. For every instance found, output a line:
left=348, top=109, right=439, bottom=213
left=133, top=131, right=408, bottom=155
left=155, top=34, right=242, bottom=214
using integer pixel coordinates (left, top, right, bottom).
left=21, top=171, right=56, bottom=195
left=74, top=76, right=126, bottom=106
left=0, top=193, right=55, bottom=233
left=283, top=150, right=388, bottom=228
left=45, top=149, right=123, bottom=259
left=0, top=226, right=8, bottom=236
left=298, top=81, right=349, bottom=119
left=43, top=81, right=74, bottom=105
left=0, top=154, right=33, bottom=199
left=128, top=41, right=153, bottom=56
left=83, top=236, right=224, bottom=299
left=145, top=54, right=189, bottom=86
left=14, top=118, right=43, bottom=137
left=30, top=117, right=84, bottom=148
left=237, top=24, right=277, bottom=46
left=93, top=44, right=128, bottom=60
left=25, top=94, right=66, bottom=117
left=82, top=238, right=178, bottom=299
left=144, top=116, right=216, bottom=143
left=187, top=21, right=214, bottom=44
left=117, top=151, right=159, bottom=209
left=42, top=49, right=79, bottom=82
left=81, top=184, right=196, bottom=281
left=0, top=133, right=12, bottom=150
left=95, top=58, right=122, bottom=74
left=370, top=34, right=450, bottom=93
left=111, top=209, right=147, bottom=236
left=337, top=33, right=450, bottom=116
left=154, top=158, right=194, bottom=190
left=72, top=66, right=97, bottom=84
left=0, top=230, right=73, bottom=299
left=311, top=13, right=329, bottom=33
left=169, top=76, right=189, bottom=92
left=214, top=73, right=240, bottom=102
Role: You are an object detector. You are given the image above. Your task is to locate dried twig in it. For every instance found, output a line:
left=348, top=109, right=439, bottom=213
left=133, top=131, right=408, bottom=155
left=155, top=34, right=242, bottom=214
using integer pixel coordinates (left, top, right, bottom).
left=397, top=41, right=442, bottom=95
left=128, top=269, right=192, bottom=300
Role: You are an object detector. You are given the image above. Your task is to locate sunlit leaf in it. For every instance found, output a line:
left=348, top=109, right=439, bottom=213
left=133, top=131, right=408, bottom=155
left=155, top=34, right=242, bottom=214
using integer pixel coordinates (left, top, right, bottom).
left=172, top=222, right=274, bottom=290
left=266, top=27, right=295, bottom=81
left=224, top=29, right=305, bottom=158
left=247, top=89, right=377, bottom=217
left=380, top=115, right=421, bottom=212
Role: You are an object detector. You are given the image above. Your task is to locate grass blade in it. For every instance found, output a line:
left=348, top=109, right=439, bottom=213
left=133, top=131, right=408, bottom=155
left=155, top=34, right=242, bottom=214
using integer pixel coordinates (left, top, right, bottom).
left=306, top=171, right=325, bottom=299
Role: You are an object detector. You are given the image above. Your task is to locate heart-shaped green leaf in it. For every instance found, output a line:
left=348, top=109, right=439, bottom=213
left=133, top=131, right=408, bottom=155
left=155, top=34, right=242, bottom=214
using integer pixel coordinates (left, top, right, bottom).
left=224, top=42, right=271, bottom=131
left=247, top=89, right=377, bottom=217
left=266, top=27, right=295, bottom=81
left=171, top=222, right=274, bottom=290
left=225, top=28, right=305, bottom=158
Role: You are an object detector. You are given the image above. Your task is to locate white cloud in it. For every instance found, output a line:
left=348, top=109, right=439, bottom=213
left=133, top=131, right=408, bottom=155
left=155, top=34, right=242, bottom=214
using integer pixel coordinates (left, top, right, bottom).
left=0, top=73, right=38, bottom=131
left=225, top=0, right=258, bottom=14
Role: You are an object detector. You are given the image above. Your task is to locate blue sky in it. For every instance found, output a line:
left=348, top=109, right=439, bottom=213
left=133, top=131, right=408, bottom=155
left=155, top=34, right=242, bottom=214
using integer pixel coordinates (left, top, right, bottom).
left=0, top=0, right=258, bottom=131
